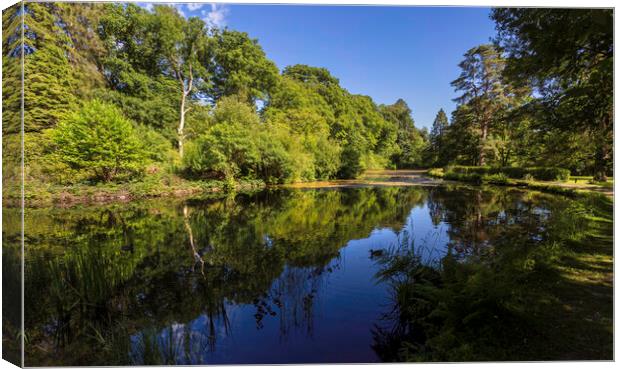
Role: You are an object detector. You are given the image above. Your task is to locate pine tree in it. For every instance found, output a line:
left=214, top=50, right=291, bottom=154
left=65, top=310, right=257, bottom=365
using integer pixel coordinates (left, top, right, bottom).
left=430, top=109, right=449, bottom=148
left=451, top=45, right=507, bottom=166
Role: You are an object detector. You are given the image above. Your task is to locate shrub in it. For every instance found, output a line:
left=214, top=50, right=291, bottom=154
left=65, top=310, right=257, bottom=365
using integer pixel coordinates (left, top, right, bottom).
left=133, top=124, right=177, bottom=164
left=183, top=97, right=315, bottom=184
left=444, top=172, right=483, bottom=184
left=443, top=165, right=571, bottom=182
left=427, top=168, right=444, bottom=178
left=444, top=165, right=493, bottom=176
left=483, top=173, right=509, bottom=185
left=499, top=166, right=526, bottom=179
left=182, top=122, right=260, bottom=180
left=526, top=167, right=571, bottom=181
left=523, top=173, right=535, bottom=182
left=51, top=100, right=146, bottom=182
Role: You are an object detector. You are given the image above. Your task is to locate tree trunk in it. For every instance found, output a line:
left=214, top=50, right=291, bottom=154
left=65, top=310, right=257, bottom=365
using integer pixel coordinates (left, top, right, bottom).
left=178, top=91, right=186, bottom=158
left=177, top=67, right=193, bottom=158
left=593, top=111, right=612, bottom=182
left=594, top=138, right=611, bottom=182
left=479, top=122, right=488, bottom=166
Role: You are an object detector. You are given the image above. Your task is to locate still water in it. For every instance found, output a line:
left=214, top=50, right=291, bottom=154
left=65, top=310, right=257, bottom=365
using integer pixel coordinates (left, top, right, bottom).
left=2, top=185, right=613, bottom=365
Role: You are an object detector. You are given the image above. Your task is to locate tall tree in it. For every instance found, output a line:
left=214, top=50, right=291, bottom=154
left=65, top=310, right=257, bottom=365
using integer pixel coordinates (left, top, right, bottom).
left=427, top=109, right=449, bottom=166
left=430, top=109, right=449, bottom=148
left=491, top=8, right=613, bottom=180
left=152, top=6, right=209, bottom=157
left=451, top=44, right=508, bottom=166
left=380, top=99, right=427, bottom=168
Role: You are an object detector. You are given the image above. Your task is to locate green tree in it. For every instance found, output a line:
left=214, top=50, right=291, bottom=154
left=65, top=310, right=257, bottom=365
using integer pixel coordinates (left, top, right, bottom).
left=151, top=6, right=209, bottom=157
left=451, top=44, right=508, bottom=166
left=430, top=109, right=448, bottom=146
left=182, top=96, right=262, bottom=180
left=210, top=29, right=279, bottom=103
left=428, top=108, right=449, bottom=166
left=491, top=8, right=613, bottom=180
left=51, top=100, right=145, bottom=182
left=380, top=99, right=427, bottom=168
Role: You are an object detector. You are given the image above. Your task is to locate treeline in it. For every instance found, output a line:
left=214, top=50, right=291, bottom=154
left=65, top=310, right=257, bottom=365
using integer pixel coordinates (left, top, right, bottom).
left=427, top=9, right=613, bottom=180
left=2, top=5, right=613, bottom=188
left=2, top=3, right=427, bottom=186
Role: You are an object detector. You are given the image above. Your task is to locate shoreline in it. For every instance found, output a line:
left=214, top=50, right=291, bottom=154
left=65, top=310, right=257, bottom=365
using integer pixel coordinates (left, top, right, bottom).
left=4, top=169, right=613, bottom=208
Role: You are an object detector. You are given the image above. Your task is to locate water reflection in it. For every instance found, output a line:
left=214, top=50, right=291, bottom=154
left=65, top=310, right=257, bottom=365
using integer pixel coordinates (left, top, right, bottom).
left=9, top=185, right=612, bottom=365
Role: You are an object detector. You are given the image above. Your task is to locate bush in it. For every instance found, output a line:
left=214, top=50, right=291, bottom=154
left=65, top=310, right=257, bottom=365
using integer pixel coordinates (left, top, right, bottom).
left=444, top=165, right=570, bottom=182
left=483, top=173, right=509, bottom=185
left=51, top=100, right=146, bottom=182
left=499, top=166, right=526, bottom=179
left=526, top=167, right=571, bottom=181
left=182, top=122, right=260, bottom=180
left=183, top=97, right=315, bottom=184
left=443, top=171, right=483, bottom=184
left=427, top=168, right=444, bottom=178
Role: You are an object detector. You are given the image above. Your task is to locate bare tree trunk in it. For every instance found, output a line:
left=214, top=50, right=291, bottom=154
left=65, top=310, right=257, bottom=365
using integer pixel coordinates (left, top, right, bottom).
left=177, top=66, right=193, bottom=158
left=178, top=91, right=187, bottom=158
left=183, top=205, right=205, bottom=277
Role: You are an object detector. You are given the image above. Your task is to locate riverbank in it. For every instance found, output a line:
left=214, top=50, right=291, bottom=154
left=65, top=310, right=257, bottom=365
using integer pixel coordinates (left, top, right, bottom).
left=2, top=172, right=266, bottom=207
left=426, top=168, right=614, bottom=199
left=4, top=169, right=612, bottom=207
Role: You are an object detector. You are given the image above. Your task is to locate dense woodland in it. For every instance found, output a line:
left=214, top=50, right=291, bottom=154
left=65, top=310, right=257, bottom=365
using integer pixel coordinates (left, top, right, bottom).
left=1, top=4, right=614, bottom=191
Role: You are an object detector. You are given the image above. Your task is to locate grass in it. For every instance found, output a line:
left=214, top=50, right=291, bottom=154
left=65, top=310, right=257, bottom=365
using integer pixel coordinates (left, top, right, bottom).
left=427, top=168, right=613, bottom=198
left=374, top=190, right=613, bottom=361
left=524, top=196, right=613, bottom=360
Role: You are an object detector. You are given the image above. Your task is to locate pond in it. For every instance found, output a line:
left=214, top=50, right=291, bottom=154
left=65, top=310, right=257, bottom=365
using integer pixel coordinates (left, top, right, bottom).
left=2, top=185, right=613, bottom=365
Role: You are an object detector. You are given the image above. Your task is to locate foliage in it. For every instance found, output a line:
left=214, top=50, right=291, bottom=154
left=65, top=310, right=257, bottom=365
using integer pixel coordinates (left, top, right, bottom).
left=444, top=165, right=571, bottom=182
left=50, top=100, right=146, bottom=182
left=3, top=3, right=613, bottom=195
left=373, top=187, right=612, bottom=361
left=209, top=29, right=280, bottom=103
left=491, top=8, right=613, bottom=180
left=183, top=96, right=310, bottom=184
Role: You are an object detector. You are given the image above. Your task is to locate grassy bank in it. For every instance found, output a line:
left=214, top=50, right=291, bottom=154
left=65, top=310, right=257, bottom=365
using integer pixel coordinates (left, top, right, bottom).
left=427, top=168, right=613, bottom=198
left=375, top=187, right=613, bottom=361
left=3, top=172, right=266, bottom=207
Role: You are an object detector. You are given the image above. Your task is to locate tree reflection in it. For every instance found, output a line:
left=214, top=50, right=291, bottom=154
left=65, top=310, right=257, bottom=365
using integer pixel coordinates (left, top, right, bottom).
left=19, top=187, right=425, bottom=365
left=372, top=186, right=612, bottom=361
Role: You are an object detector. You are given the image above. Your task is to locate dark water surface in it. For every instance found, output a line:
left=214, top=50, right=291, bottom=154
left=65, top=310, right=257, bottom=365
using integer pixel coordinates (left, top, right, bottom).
left=3, top=185, right=613, bottom=365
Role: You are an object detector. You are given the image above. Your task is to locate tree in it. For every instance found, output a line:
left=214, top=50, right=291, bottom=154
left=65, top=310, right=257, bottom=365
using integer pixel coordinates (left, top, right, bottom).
left=430, top=109, right=449, bottom=146
left=51, top=100, right=145, bottom=182
left=12, top=2, right=108, bottom=132
left=451, top=44, right=508, bottom=166
left=491, top=8, right=613, bottom=180
left=210, top=29, right=279, bottom=104
left=98, top=4, right=210, bottom=157
left=264, top=76, right=340, bottom=179
left=152, top=6, right=209, bottom=157
left=428, top=109, right=449, bottom=165
left=380, top=99, right=427, bottom=168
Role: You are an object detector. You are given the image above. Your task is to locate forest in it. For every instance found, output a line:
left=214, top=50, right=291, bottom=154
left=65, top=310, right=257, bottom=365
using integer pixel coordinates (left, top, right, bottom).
left=1, top=4, right=614, bottom=196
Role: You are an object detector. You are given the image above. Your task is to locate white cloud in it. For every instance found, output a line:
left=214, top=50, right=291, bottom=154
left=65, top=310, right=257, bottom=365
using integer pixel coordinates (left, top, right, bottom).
left=186, top=3, right=205, bottom=12
left=144, top=3, right=154, bottom=12
left=202, top=3, right=229, bottom=28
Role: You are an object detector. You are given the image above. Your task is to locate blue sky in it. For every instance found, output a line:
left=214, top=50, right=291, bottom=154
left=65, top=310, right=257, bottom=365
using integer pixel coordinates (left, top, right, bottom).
left=143, top=3, right=497, bottom=129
